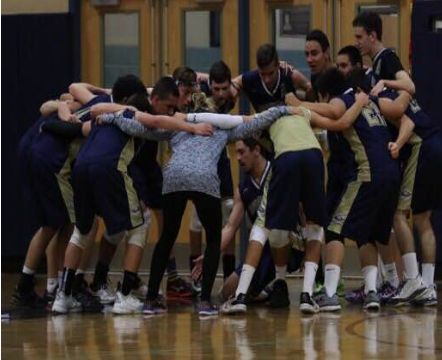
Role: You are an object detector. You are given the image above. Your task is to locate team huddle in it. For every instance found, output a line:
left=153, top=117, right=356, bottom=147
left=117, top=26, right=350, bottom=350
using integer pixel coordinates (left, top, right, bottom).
left=12, top=12, right=441, bottom=317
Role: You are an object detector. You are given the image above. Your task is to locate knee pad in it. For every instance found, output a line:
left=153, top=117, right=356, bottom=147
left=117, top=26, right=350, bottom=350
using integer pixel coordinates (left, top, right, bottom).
left=250, top=224, right=269, bottom=246
left=305, top=224, right=324, bottom=243
left=222, top=198, right=234, bottom=225
left=268, top=229, right=292, bottom=248
left=69, top=227, right=91, bottom=249
left=127, top=225, right=148, bottom=249
left=189, top=204, right=203, bottom=233
left=103, top=230, right=127, bottom=245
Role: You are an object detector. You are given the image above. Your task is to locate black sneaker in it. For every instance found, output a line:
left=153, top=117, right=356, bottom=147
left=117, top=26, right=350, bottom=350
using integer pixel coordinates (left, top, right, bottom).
left=42, top=286, right=58, bottom=305
left=220, top=293, right=247, bottom=314
left=300, top=292, right=319, bottom=314
left=10, top=287, right=46, bottom=309
left=74, top=286, right=104, bottom=313
left=269, top=280, right=290, bottom=308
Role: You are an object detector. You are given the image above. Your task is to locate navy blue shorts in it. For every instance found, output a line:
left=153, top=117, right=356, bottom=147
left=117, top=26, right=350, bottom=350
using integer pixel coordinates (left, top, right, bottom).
left=327, top=180, right=399, bottom=246
left=18, top=118, right=46, bottom=204
left=234, top=242, right=275, bottom=296
left=264, top=149, right=327, bottom=230
left=73, top=164, right=144, bottom=235
left=30, top=153, right=74, bottom=229
left=399, top=133, right=442, bottom=214
left=129, top=162, right=163, bottom=209
left=218, top=148, right=234, bottom=198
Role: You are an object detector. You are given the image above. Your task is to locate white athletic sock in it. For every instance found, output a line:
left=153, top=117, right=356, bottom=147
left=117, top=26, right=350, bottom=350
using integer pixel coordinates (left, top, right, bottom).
left=47, top=278, right=58, bottom=293
left=275, top=266, right=286, bottom=281
left=235, top=264, right=256, bottom=297
left=384, top=263, right=399, bottom=288
left=324, top=264, right=340, bottom=298
left=422, top=263, right=435, bottom=287
left=22, top=266, right=36, bottom=275
left=362, top=266, right=378, bottom=294
left=402, top=253, right=419, bottom=279
left=303, top=262, right=318, bottom=296
left=76, top=269, right=86, bottom=275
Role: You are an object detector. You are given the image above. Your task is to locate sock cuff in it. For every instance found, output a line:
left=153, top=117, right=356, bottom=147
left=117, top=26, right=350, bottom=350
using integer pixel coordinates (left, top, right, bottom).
left=22, top=266, right=36, bottom=275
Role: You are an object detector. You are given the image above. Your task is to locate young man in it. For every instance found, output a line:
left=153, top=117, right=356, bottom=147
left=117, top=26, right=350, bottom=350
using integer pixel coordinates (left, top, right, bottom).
left=353, top=11, right=415, bottom=95
left=305, top=29, right=334, bottom=101
left=232, top=43, right=311, bottom=112
left=336, top=45, right=363, bottom=76
left=309, top=68, right=402, bottom=311
left=378, top=90, right=441, bottom=306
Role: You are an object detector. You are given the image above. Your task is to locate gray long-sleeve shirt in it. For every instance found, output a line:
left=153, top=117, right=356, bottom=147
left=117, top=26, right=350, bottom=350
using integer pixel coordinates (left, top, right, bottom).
left=101, top=106, right=291, bottom=198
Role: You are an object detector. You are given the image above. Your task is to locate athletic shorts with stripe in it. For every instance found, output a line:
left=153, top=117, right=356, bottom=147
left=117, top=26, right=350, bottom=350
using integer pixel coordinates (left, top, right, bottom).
left=397, top=133, right=442, bottom=214
left=256, top=149, right=328, bottom=231
left=72, top=164, right=144, bottom=235
left=327, top=180, right=399, bottom=246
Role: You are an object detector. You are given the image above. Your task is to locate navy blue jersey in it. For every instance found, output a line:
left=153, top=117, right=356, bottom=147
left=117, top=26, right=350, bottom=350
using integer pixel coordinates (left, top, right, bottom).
left=369, top=48, right=404, bottom=87
left=379, top=90, right=440, bottom=140
left=76, top=109, right=142, bottom=171
left=131, top=140, right=159, bottom=171
left=76, top=94, right=112, bottom=122
left=339, top=89, right=400, bottom=182
left=327, top=130, right=357, bottom=183
left=239, top=161, right=271, bottom=224
left=242, top=68, right=296, bottom=112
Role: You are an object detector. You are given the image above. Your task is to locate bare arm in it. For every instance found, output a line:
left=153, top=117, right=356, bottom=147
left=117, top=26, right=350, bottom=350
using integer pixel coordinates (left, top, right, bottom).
left=378, top=91, right=411, bottom=121
left=231, top=74, right=243, bottom=100
left=291, top=69, right=312, bottom=92
left=220, top=187, right=245, bottom=252
left=40, top=100, right=60, bottom=117
left=371, top=71, right=415, bottom=96
left=310, top=93, right=369, bottom=131
left=285, top=94, right=347, bottom=120
left=388, top=115, right=415, bottom=159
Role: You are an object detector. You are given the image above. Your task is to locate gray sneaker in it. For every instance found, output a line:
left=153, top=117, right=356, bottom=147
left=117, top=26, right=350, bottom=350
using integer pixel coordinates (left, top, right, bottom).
left=390, top=276, right=427, bottom=306
left=315, top=289, right=341, bottom=312
left=363, top=291, right=380, bottom=311
left=413, top=284, right=438, bottom=307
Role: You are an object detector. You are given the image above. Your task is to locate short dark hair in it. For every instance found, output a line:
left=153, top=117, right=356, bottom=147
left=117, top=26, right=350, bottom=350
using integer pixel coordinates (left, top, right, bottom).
left=256, top=44, right=279, bottom=68
left=241, top=137, right=271, bottom=160
left=151, top=76, right=179, bottom=100
left=316, top=68, right=347, bottom=98
left=126, top=93, right=152, bottom=113
left=338, top=45, right=363, bottom=67
left=209, top=60, right=231, bottom=84
left=112, top=74, right=147, bottom=104
left=353, top=12, right=382, bottom=41
left=306, top=29, right=330, bottom=52
left=172, top=66, right=197, bottom=87
left=346, top=67, right=372, bottom=93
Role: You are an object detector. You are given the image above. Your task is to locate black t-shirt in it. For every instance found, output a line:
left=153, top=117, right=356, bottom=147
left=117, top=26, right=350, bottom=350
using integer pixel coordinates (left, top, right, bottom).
left=370, top=48, right=404, bottom=87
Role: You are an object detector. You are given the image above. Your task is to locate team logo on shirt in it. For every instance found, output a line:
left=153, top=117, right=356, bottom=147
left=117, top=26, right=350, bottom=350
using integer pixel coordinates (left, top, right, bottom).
left=331, top=213, right=346, bottom=226
left=131, top=205, right=141, bottom=215
left=400, top=190, right=412, bottom=201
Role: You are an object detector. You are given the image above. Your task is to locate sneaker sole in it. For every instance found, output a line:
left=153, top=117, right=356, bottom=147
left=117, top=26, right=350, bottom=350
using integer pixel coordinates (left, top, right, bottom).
left=319, top=305, right=341, bottom=312
left=221, top=304, right=247, bottom=314
left=300, top=304, right=319, bottom=314
left=199, top=311, right=219, bottom=316
left=51, top=305, right=68, bottom=314
left=391, top=286, right=427, bottom=306
left=363, top=302, right=380, bottom=310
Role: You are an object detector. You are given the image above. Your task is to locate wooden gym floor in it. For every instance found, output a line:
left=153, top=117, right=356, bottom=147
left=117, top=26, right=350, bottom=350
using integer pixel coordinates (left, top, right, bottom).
left=1, top=274, right=441, bottom=360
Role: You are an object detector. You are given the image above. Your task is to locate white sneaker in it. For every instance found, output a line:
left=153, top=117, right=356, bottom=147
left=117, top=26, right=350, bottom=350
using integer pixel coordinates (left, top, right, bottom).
left=390, top=276, right=427, bottom=306
left=132, top=282, right=148, bottom=300
left=220, top=294, right=247, bottom=315
left=52, top=291, right=82, bottom=314
left=414, top=284, right=438, bottom=306
left=112, top=292, right=144, bottom=314
left=90, top=284, right=116, bottom=304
